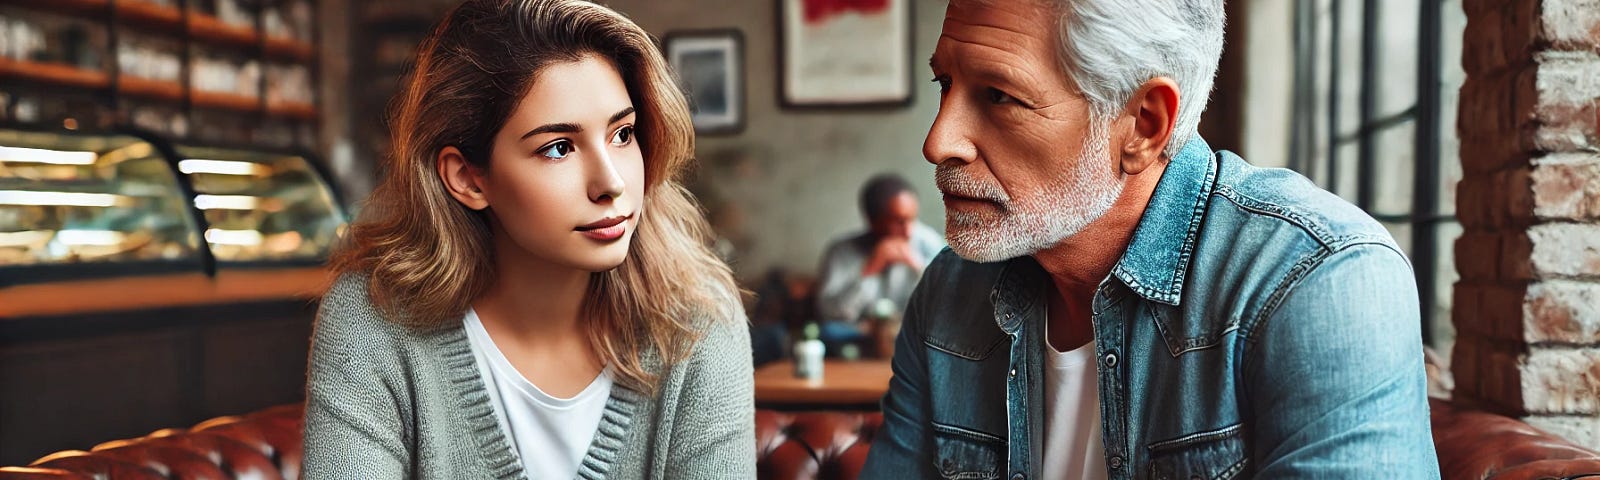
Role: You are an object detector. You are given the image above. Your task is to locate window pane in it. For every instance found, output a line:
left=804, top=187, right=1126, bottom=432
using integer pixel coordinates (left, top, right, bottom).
left=1372, top=121, right=1417, bottom=216
left=1376, top=0, right=1421, bottom=119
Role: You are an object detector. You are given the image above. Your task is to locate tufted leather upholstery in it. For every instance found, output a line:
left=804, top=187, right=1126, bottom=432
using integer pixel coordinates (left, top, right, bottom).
left=1431, top=399, right=1600, bottom=480
left=756, top=410, right=881, bottom=480
left=4, top=399, right=1597, bottom=479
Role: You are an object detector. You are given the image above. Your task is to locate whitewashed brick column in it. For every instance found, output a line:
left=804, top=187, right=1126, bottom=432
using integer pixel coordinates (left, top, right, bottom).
left=1453, top=0, right=1600, bottom=448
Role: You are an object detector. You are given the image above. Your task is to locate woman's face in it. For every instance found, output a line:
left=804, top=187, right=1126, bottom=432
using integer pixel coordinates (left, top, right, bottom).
left=478, top=54, right=645, bottom=273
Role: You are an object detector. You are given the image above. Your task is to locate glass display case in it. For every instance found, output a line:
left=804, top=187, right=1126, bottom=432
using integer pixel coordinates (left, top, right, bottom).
left=173, top=144, right=344, bottom=264
left=0, top=126, right=346, bottom=285
left=0, top=127, right=206, bottom=284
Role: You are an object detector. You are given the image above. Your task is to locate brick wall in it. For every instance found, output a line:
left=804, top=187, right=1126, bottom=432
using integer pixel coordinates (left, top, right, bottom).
left=1454, top=0, right=1600, bottom=448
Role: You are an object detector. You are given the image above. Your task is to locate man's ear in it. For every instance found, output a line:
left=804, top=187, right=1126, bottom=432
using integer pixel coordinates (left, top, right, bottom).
left=1118, top=77, right=1180, bottom=175
left=437, top=146, right=489, bottom=210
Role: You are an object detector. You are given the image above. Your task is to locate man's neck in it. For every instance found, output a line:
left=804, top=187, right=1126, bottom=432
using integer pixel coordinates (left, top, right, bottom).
left=1034, top=160, right=1167, bottom=352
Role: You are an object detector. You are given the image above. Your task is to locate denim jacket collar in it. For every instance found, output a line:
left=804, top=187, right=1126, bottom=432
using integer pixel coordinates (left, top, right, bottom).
left=1109, top=136, right=1219, bottom=306
left=985, top=137, right=1218, bottom=333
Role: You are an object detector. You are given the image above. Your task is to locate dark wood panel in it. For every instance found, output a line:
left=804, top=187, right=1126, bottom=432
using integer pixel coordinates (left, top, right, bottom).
left=0, top=330, right=190, bottom=466
left=0, top=299, right=319, bottom=466
left=200, top=315, right=313, bottom=418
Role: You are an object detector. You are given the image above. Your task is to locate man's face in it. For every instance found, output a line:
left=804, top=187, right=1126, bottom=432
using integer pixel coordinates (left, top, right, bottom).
left=925, top=0, right=1124, bottom=263
left=870, top=191, right=919, bottom=240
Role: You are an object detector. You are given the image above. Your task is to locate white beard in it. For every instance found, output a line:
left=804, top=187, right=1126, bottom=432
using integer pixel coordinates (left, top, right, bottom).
left=937, top=121, right=1124, bottom=263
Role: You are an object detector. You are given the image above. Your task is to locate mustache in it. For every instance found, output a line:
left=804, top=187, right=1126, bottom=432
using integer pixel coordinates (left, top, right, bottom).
left=934, top=163, right=1009, bottom=203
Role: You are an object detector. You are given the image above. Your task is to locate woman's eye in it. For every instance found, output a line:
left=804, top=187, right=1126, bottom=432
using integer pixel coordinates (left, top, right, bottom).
left=610, top=125, right=635, bottom=146
left=986, top=87, right=1017, bottom=105
left=538, top=141, right=574, bottom=159
left=931, top=76, right=951, bottom=94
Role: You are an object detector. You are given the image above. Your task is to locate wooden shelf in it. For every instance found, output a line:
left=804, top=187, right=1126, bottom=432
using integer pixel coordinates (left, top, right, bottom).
left=187, top=13, right=259, bottom=51
left=267, top=101, right=318, bottom=120
left=193, top=90, right=261, bottom=113
left=0, top=58, right=109, bottom=90
left=4, top=0, right=321, bottom=124
left=264, top=36, right=316, bottom=63
left=117, top=75, right=185, bottom=102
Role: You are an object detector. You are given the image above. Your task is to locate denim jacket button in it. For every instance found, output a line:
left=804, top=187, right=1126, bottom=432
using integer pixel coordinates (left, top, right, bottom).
left=1010, top=473, right=1025, bottom=480
left=1104, top=352, right=1119, bottom=368
left=1008, top=368, right=1017, bottom=378
left=1109, top=455, right=1124, bottom=469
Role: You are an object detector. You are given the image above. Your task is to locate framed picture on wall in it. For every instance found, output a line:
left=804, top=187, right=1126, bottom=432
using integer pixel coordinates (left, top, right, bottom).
left=665, top=30, right=744, bottom=135
left=779, top=0, right=913, bottom=108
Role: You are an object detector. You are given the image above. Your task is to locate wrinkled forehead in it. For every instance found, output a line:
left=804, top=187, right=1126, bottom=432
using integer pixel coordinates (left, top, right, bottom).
left=936, top=1, right=1057, bottom=57
left=933, top=0, right=1060, bottom=76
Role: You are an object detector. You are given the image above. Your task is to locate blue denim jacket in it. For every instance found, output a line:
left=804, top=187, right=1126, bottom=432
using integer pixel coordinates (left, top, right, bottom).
left=861, top=138, right=1440, bottom=479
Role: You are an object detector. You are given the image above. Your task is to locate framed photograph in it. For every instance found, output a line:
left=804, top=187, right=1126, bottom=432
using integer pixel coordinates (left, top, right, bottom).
left=665, top=30, right=744, bottom=135
left=779, top=0, right=913, bottom=108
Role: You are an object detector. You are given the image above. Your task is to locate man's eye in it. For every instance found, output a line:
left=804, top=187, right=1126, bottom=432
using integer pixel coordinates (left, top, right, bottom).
left=610, top=125, right=634, bottom=146
left=931, top=76, right=951, bottom=94
left=538, top=141, right=574, bottom=159
left=986, top=87, right=1018, bottom=105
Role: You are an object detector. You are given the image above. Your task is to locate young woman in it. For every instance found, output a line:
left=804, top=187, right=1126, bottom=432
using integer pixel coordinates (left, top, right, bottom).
left=301, top=1, right=754, bottom=478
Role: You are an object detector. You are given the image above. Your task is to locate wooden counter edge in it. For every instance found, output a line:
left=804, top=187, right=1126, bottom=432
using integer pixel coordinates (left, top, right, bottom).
left=0, top=267, right=334, bottom=319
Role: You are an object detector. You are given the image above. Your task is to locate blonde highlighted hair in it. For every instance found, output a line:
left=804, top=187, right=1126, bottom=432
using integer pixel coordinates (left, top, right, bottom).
left=329, top=0, right=740, bottom=393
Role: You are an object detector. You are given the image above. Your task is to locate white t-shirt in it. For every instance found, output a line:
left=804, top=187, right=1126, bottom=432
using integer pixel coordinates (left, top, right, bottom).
left=1041, top=329, right=1109, bottom=480
left=463, top=308, right=614, bottom=480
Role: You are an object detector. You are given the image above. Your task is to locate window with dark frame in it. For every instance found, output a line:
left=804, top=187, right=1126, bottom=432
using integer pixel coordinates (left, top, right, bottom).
left=1287, top=0, right=1466, bottom=352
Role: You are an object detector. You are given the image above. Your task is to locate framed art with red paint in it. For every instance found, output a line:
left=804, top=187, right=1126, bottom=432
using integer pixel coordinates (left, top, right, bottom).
left=778, top=0, right=913, bottom=108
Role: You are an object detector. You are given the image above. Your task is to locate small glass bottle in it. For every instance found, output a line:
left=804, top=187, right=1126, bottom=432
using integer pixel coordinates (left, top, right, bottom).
left=793, top=322, right=825, bottom=380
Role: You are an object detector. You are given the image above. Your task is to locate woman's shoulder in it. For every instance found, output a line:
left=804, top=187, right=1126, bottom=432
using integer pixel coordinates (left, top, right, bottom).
left=313, top=272, right=428, bottom=352
left=687, top=283, right=748, bottom=339
left=682, top=289, right=752, bottom=367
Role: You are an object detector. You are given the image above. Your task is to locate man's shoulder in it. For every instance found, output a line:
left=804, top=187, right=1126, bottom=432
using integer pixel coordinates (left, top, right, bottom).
left=905, top=249, right=1013, bottom=358
left=1205, top=151, right=1398, bottom=252
left=1179, top=152, right=1413, bottom=330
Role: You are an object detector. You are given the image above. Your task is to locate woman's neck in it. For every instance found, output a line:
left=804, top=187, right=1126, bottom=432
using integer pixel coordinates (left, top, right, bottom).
left=471, top=231, right=608, bottom=397
left=474, top=232, right=592, bottom=343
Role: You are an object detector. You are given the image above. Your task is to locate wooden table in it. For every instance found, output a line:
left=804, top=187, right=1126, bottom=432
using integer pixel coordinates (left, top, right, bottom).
left=753, top=359, right=893, bottom=407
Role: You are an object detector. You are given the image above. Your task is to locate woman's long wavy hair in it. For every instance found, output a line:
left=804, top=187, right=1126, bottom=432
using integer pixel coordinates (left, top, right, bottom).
left=329, top=0, right=740, bottom=393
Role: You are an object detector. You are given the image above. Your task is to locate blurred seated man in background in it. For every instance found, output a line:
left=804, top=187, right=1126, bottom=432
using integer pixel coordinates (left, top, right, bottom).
left=814, top=173, right=944, bottom=357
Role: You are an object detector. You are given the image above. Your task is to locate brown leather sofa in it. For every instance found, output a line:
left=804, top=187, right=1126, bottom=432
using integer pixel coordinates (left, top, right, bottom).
left=3, top=399, right=1597, bottom=480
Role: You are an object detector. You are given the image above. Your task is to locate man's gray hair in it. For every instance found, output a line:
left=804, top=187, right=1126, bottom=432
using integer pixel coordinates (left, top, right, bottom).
left=955, top=0, right=1226, bottom=156
left=1056, top=0, right=1225, bottom=156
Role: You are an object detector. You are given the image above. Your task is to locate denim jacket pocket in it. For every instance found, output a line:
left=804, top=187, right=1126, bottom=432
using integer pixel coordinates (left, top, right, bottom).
left=1146, top=423, right=1248, bottom=480
left=931, top=422, right=1004, bottom=480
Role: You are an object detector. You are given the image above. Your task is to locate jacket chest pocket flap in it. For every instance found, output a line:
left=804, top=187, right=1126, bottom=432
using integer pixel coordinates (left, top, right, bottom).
left=1146, top=423, right=1248, bottom=480
left=932, top=422, right=1005, bottom=480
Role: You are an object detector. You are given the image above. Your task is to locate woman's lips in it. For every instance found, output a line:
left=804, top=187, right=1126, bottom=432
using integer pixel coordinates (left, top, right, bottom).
left=576, top=215, right=632, bottom=242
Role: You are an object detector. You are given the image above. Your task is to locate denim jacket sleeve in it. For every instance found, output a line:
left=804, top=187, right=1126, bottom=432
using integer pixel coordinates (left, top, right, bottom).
left=1243, top=243, right=1441, bottom=478
left=860, top=279, right=937, bottom=478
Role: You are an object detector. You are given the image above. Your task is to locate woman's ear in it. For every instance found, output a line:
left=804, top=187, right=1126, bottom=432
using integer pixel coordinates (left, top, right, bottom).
left=437, top=146, right=489, bottom=210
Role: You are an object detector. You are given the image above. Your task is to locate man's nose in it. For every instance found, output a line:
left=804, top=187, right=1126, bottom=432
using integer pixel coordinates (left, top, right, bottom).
left=924, top=104, right=977, bottom=166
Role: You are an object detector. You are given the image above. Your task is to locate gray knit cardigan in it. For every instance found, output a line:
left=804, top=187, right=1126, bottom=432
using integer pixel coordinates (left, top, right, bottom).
left=301, top=274, right=756, bottom=479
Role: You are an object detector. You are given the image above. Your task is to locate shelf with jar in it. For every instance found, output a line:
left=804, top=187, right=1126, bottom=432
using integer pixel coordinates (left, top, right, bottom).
left=0, top=0, right=319, bottom=144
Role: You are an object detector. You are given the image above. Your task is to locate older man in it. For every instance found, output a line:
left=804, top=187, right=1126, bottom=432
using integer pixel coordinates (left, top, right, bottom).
left=861, top=1, right=1438, bottom=479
